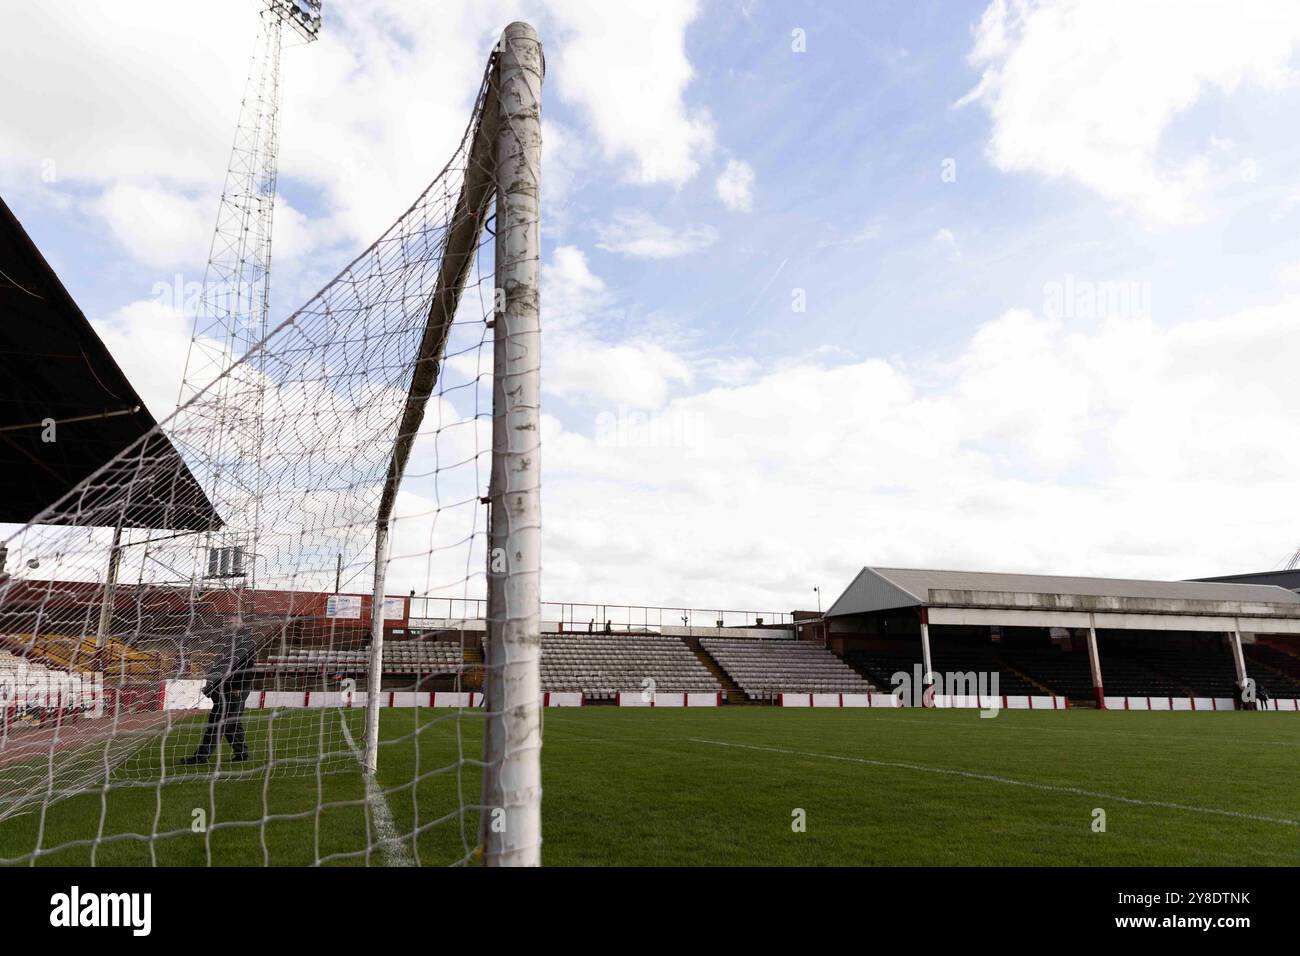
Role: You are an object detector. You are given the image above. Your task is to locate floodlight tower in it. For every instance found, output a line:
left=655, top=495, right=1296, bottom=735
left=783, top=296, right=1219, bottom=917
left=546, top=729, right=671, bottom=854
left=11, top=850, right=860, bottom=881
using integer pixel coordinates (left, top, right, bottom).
left=176, top=1, right=322, bottom=595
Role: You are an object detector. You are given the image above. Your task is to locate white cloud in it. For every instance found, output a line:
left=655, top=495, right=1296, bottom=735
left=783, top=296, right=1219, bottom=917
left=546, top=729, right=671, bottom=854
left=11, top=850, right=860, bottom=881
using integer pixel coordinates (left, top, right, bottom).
left=596, top=210, right=717, bottom=259
left=552, top=340, right=693, bottom=409
left=533, top=298, right=1300, bottom=609
left=715, top=158, right=755, bottom=211
left=817, top=219, right=882, bottom=249
left=544, top=0, right=714, bottom=185
left=959, top=0, right=1300, bottom=225
left=1, top=1, right=721, bottom=271
left=91, top=183, right=213, bottom=271
left=933, top=227, right=961, bottom=260
left=90, top=299, right=200, bottom=420
left=545, top=244, right=609, bottom=325
left=542, top=245, right=693, bottom=408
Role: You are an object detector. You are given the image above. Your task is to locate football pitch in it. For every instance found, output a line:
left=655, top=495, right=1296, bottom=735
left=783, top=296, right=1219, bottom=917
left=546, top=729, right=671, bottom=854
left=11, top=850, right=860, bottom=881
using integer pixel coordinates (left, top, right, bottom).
left=2, top=707, right=1297, bottom=866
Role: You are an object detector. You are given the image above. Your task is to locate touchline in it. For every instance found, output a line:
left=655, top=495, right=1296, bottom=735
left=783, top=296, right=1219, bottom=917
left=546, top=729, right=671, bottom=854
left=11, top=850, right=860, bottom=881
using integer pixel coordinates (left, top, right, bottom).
left=49, top=886, right=151, bottom=937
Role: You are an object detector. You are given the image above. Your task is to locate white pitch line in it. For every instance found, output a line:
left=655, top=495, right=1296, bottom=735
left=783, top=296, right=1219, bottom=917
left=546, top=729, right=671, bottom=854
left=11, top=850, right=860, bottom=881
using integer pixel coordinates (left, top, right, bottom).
left=689, top=737, right=1299, bottom=827
left=339, top=714, right=413, bottom=867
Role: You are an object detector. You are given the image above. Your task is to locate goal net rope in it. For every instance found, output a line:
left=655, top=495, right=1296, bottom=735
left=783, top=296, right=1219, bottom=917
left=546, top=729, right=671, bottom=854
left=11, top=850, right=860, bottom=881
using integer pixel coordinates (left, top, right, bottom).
left=0, top=24, right=542, bottom=867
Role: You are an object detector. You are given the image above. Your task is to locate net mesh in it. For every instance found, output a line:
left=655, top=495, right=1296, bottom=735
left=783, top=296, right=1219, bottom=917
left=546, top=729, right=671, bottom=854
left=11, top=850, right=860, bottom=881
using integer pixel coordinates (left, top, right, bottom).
left=0, top=47, right=513, bottom=867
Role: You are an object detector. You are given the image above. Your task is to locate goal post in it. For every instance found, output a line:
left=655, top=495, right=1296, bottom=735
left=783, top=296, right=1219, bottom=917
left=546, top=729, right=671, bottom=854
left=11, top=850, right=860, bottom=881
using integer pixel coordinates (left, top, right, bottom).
left=480, top=20, right=544, bottom=867
left=0, top=22, right=542, bottom=868
left=358, top=19, right=544, bottom=862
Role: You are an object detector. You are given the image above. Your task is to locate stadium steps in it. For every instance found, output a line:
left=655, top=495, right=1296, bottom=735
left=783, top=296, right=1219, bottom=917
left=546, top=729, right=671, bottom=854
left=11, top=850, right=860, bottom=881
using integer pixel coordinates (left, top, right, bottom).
left=691, top=646, right=748, bottom=704
left=460, top=646, right=484, bottom=689
left=991, top=654, right=1058, bottom=698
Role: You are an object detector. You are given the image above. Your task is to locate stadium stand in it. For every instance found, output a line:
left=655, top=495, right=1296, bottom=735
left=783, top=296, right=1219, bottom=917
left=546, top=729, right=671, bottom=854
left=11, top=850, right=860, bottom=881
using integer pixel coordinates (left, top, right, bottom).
left=261, top=641, right=463, bottom=677
left=929, top=641, right=1041, bottom=696
left=541, top=632, right=720, bottom=700
left=701, top=638, right=874, bottom=701
left=997, top=645, right=1095, bottom=703
left=844, top=647, right=920, bottom=690
left=1119, top=642, right=1240, bottom=698
left=1092, top=640, right=1187, bottom=697
left=1243, top=642, right=1300, bottom=698
left=0, top=633, right=171, bottom=681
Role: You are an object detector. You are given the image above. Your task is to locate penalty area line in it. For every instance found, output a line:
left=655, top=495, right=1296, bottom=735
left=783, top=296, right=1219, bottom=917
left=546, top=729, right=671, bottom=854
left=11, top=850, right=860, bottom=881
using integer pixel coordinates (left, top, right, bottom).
left=688, top=737, right=1298, bottom=828
left=339, top=713, right=414, bottom=867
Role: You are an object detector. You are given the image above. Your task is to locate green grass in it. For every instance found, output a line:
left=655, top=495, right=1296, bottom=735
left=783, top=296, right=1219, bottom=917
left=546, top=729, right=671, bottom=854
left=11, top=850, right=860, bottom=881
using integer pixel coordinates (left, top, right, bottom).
left=2, top=707, right=1298, bottom=865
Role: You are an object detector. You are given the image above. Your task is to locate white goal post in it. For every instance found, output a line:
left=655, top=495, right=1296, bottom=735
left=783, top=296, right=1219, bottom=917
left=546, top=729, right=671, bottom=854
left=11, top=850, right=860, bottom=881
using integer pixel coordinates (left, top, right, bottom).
left=0, top=21, right=543, bottom=868
left=361, top=20, right=544, bottom=866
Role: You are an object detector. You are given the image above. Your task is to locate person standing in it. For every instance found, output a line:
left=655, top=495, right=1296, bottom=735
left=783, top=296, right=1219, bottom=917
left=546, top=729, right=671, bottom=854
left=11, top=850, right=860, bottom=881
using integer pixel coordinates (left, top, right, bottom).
left=180, top=625, right=259, bottom=766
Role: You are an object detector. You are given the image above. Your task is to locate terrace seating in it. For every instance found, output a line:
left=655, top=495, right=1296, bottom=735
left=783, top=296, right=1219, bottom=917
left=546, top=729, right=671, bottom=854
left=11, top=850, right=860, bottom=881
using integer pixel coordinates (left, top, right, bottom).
left=262, top=641, right=464, bottom=677
left=1242, top=643, right=1300, bottom=698
left=1092, top=643, right=1187, bottom=697
left=0, top=633, right=165, bottom=680
left=844, top=648, right=921, bottom=691
left=701, top=638, right=874, bottom=702
left=929, top=642, right=1041, bottom=696
left=1129, top=644, right=1239, bottom=698
left=541, top=632, right=720, bottom=700
left=997, top=645, right=1095, bottom=702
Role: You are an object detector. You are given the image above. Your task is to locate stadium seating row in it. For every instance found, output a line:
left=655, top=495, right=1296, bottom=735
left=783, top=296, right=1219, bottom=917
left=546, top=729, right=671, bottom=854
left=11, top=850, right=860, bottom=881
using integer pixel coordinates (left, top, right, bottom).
left=701, top=637, right=873, bottom=701
left=542, top=633, right=720, bottom=699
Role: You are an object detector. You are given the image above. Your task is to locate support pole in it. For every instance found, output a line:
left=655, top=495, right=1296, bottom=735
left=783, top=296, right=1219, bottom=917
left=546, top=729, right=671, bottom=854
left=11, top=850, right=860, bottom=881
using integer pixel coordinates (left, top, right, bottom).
left=1086, top=613, right=1104, bottom=709
left=919, top=608, right=934, bottom=707
left=361, top=522, right=389, bottom=774
left=94, top=522, right=124, bottom=670
left=1229, top=626, right=1250, bottom=710
left=481, top=21, right=543, bottom=867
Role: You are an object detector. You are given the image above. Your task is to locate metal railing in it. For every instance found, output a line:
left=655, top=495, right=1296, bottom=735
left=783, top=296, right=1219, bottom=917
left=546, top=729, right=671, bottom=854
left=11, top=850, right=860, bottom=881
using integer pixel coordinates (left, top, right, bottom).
left=405, top=597, right=792, bottom=631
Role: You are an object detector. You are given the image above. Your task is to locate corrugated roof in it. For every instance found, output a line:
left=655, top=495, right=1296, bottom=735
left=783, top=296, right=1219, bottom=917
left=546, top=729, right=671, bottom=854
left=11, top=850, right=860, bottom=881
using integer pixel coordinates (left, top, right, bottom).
left=826, top=566, right=1300, bottom=617
left=1192, top=569, right=1300, bottom=592
left=0, top=195, right=220, bottom=530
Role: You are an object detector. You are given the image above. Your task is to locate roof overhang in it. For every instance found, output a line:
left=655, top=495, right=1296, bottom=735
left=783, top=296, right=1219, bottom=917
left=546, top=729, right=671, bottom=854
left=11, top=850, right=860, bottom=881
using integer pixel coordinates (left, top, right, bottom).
left=0, top=195, right=219, bottom=531
left=828, top=566, right=1300, bottom=635
left=926, top=605, right=1300, bottom=635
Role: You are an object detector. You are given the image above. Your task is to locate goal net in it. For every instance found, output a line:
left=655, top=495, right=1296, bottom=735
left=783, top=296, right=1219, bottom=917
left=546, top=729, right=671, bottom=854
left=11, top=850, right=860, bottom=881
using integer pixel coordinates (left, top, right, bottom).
left=0, top=23, right=542, bottom=867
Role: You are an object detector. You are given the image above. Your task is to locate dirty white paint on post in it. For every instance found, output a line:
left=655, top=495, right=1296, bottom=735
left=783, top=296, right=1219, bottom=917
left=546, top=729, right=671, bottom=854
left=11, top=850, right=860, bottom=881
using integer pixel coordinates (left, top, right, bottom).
left=919, top=610, right=934, bottom=706
left=362, top=519, right=389, bottom=775
left=481, top=20, right=543, bottom=867
left=1086, top=612, right=1104, bottom=708
left=1229, top=625, right=1249, bottom=707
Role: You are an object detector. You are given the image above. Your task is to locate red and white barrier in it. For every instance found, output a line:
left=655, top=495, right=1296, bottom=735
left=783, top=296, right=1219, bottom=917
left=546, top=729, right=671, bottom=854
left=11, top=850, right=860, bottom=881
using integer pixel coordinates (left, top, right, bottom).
left=1262, top=698, right=1299, bottom=711
left=778, top=692, right=903, bottom=708
left=616, top=691, right=721, bottom=707
left=543, top=692, right=583, bottom=707
left=1, top=670, right=104, bottom=725
left=225, top=688, right=484, bottom=710
left=162, top=679, right=213, bottom=711
left=931, top=694, right=1067, bottom=710
left=1103, top=696, right=1241, bottom=711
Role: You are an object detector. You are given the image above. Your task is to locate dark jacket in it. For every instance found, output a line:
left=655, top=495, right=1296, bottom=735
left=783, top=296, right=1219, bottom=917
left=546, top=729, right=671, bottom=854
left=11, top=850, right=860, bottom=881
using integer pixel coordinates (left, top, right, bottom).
left=204, top=627, right=260, bottom=697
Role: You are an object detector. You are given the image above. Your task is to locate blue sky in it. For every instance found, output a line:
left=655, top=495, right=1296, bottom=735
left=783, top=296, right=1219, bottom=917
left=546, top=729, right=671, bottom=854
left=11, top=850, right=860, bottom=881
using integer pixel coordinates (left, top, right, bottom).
left=6, top=0, right=1300, bottom=611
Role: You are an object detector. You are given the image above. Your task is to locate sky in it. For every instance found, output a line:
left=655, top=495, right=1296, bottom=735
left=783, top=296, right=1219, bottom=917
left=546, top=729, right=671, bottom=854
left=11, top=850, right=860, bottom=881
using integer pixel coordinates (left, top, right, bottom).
left=4, top=0, right=1300, bottom=614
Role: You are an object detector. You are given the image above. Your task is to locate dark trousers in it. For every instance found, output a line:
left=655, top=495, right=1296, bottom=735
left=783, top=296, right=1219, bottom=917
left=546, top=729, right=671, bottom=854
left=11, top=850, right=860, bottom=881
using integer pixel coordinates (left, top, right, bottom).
left=193, top=685, right=249, bottom=759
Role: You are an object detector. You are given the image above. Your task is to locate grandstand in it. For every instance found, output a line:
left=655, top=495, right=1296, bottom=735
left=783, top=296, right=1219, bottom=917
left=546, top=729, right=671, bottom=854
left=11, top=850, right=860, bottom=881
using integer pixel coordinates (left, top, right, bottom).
left=541, top=631, right=719, bottom=700
left=701, top=637, right=873, bottom=701
left=824, top=566, right=1300, bottom=709
left=9, top=576, right=1300, bottom=712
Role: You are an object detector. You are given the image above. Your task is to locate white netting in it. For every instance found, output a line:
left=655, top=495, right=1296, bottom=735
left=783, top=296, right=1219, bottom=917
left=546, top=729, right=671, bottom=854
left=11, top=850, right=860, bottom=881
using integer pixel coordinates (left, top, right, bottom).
left=0, top=29, right=539, bottom=866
